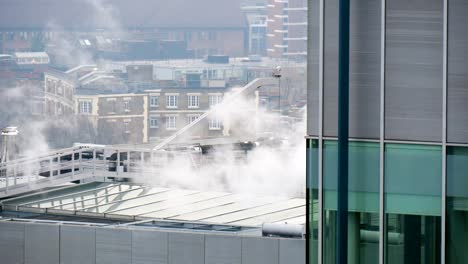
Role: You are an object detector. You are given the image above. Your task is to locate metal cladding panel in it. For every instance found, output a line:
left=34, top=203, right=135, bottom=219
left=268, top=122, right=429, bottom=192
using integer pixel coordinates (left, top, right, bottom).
left=96, top=228, right=132, bottom=264
left=448, top=0, right=468, bottom=143
left=0, top=221, right=25, bottom=264
left=60, top=225, right=96, bottom=264
left=241, top=237, right=279, bottom=264
left=279, top=239, right=305, bottom=264
left=307, top=0, right=320, bottom=136
left=205, top=235, right=242, bottom=264
left=323, top=0, right=339, bottom=137
left=168, top=232, right=205, bottom=264
left=25, top=223, right=60, bottom=264
left=348, top=0, right=381, bottom=139
left=385, top=0, right=443, bottom=142
left=323, top=0, right=381, bottom=138
left=132, top=230, right=168, bottom=264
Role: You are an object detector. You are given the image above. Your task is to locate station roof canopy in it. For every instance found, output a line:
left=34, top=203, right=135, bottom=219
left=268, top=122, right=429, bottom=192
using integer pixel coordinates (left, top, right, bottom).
left=1, top=182, right=307, bottom=227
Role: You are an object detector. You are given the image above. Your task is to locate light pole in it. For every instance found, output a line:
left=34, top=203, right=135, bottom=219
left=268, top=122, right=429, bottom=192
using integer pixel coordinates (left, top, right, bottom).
left=273, top=66, right=282, bottom=130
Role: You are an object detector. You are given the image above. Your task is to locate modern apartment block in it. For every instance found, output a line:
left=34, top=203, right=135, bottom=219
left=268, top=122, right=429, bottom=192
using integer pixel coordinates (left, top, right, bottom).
left=306, top=0, right=468, bottom=263
left=267, top=0, right=307, bottom=59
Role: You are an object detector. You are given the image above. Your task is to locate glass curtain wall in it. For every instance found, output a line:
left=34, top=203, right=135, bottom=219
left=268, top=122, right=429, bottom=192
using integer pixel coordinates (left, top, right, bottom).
left=323, top=141, right=380, bottom=264
left=446, top=147, right=468, bottom=264
left=385, top=144, right=441, bottom=264
left=307, top=139, right=319, bottom=264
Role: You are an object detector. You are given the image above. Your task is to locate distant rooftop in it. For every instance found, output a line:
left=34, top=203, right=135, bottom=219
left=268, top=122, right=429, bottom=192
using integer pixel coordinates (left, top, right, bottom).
left=14, top=52, right=50, bottom=65
left=0, top=0, right=246, bottom=30
left=13, top=52, right=49, bottom=58
left=103, top=57, right=306, bottom=72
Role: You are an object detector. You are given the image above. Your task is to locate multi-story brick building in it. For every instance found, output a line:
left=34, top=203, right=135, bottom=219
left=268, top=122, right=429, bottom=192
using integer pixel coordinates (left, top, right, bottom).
left=44, top=70, right=75, bottom=116
left=145, top=88, right=228, bottom=142
left=76, top=93, right=148, bottom=145
left=75, top=87, right=232, bottom=145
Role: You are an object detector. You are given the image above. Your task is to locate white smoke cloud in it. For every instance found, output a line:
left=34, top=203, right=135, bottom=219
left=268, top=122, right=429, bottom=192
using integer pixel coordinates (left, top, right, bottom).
left=141, top=92, right=306, bottom=198
left=85, top=0, right=123, bottom=36
left=44, top=0, right=126, bottom=67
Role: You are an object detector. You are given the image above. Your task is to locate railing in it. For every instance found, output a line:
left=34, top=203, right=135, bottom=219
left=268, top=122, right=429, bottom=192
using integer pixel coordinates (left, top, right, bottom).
left=0, top=146, right=198, bottom=198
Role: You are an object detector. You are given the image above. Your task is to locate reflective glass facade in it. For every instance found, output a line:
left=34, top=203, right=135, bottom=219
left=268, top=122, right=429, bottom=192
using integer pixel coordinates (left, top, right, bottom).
left=306, top=0, right=468, bottom=263
left=323, top=141, right=380, bottom=264
left=446, top=147, right=468, bottom=263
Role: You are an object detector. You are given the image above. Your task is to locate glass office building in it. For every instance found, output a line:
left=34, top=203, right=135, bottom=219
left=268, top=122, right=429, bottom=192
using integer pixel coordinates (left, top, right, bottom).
left=306, top=0, right=468, bottom=263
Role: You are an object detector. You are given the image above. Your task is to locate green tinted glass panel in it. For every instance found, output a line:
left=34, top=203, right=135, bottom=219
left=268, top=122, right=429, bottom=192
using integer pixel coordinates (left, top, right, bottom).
left=323, top=140, right=379, bottom=212
left=446, top=147, right=468, bottom=264
left=385, top=144, right=442, bottom=216
left=322, top=140, right=380, bottom=264
left=384, top=143, right=441, bottom=264
left=306, top=139, right=318, bottom=264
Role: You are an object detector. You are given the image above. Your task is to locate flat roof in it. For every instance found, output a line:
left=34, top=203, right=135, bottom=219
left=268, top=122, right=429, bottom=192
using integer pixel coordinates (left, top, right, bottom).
left=14, top=52, right=49, bottom=59
left=2, top=182, right=307, bottom=227
left=103, top=57, right=306, bottom=72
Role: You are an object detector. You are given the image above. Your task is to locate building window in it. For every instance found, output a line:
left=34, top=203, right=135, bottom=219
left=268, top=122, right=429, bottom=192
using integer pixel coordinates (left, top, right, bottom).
left=166, top=95, right=178, bottom=108
left=123, top=100, right=130, bottom=112
left=79, top=101, right=92, bottom=114
left=209, top=118, right=222, bottom=130
left=150, top=117, right=159, bottom=128
left=184, top=31, right=192, bottom=41
left=188, top=95, right=200, bottom=108
left=187, top=114, right=200, bottom=124
left=150, top=96, right=159, bottom=107
left=57, top=84, right=63, bottom=95
left=209, top=95, right=223, bottom=107
left=123, top=121, right=130, bottom=134
left=208, top=31, right=217, bottom=41
left=166, top=116, right=177, bottom=130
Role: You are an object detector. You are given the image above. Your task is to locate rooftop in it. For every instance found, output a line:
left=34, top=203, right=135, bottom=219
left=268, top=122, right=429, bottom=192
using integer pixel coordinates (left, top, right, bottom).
left=103, top=57, right=306, bottom=72
left=13, top=52, right=49, bottom=59
left=1, top=182, right=307, bottom=228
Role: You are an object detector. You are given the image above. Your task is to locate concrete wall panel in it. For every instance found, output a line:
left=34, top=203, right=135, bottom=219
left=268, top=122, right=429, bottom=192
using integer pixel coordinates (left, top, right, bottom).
left=241, top=237, right=279, bottom=264
left=205, top=235, right=241, bottom=264
left=132, top=230, right=168, bottom=264
left=168, top=232, right=204, bottom=264
left=0, top=221, right=25, bottom=264
left=60, top=225, right=96, bottom=264
left=279, top=239, right=305, bottom=264
left=96, top=228, right=132, bottom=264
left=25, top=223, right=60, bottom=264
